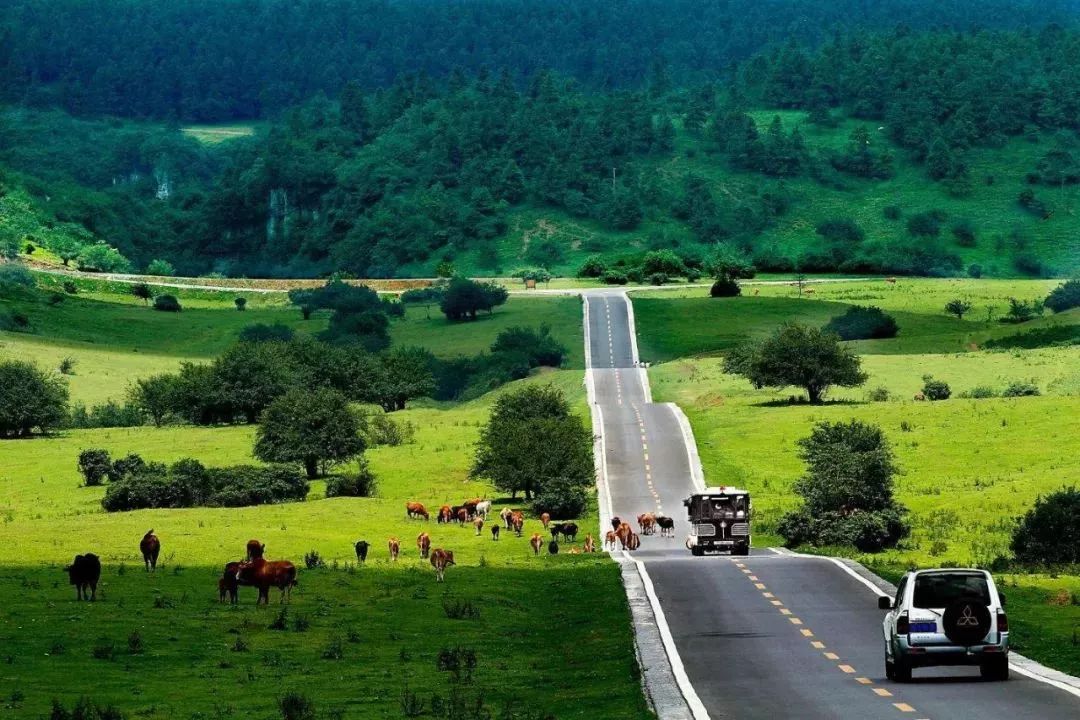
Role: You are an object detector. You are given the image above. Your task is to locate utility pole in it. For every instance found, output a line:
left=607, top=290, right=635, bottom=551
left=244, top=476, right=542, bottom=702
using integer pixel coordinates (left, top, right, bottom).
left=611, top=166, right=616, bottom=193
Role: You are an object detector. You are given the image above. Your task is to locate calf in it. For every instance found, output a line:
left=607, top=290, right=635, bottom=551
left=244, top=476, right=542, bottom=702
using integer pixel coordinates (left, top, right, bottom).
left=605, top=530, right=618, bottom=550
left=246, top=539, right=265, bottom=561
left=456, top=507, right=469, bottom=524
left=140, top=529, right=161, bottom=572
left=219, top=561, right=240, bottom=604
left=438, top=505, right=452, bottom=524
left=583, top=534, right=596, bottom=553
left=66, top=553, right=101, bottom=601
left=540, top=512, right=551, bottom=528
left=388, top=537, right=400, bottom=562
left=656, top=515, right=675, bottom=538
left=491, top=525, right=500, bottom=541
left=417, top=532, right=431, bottom=559
left=626, top=532, right=641, bottom=551
left=511, top=511, right=524, bottom=537
left=430, top=549, right=455, bottom=582
left=405, top=502, right=429, bottom=521
left=236, top=558, right=297, bottom=605
left=473, top=517, right=484, bottom=536
left=354, top=540, right=370, bottom=563
left=530, top=533, right=543, bottom=555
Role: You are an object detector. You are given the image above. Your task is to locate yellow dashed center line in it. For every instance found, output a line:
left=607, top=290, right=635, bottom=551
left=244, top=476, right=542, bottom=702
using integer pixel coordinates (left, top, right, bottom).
left=823, top=652, right=839, bottom=660
left=838, top=664, right=856, bottom=674
left=873, top=688, right=893, bottom=697
left=893, top=704, right=916, bottom=713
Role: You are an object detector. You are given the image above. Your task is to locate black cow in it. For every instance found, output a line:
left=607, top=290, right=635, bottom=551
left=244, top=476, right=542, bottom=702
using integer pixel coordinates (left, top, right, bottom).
left=611, top=516, right=622, bottom=533
left=550, top=523, right=566, bottom=542
left=354, top=540, right=370, bottom=563
left=219, top=561, right=240, bottom=604
left=547, top=540, right=559, bottom=555
left=656, top=515, right=675, bottom=538
left=561, top=522, right=579, bottom=542
left=491, top=525, right=500, bottom=541
left=66, top=553, right=101, bottom=601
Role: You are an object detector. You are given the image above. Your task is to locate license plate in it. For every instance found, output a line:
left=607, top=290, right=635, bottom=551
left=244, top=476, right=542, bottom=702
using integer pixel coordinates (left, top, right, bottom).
left=911, top=622, right=937, bottom=633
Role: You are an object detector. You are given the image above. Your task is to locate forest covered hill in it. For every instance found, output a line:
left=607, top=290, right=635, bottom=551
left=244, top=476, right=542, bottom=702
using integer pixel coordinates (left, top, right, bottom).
left=1, top=0, right=1079, bottom=278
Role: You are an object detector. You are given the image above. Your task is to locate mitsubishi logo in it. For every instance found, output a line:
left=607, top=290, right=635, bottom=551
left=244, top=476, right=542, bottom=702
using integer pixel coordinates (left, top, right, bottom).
left=957, top=605, right=979, bottom=627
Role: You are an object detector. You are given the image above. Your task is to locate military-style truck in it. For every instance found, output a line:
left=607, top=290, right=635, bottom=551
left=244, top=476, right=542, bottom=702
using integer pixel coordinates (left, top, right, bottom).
left=684, top=486, right=751, bottom=556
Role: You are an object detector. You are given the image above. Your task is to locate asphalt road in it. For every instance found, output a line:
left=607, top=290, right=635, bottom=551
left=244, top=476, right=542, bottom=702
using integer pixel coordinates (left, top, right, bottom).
left=584, top=291, right=1080, bottom=720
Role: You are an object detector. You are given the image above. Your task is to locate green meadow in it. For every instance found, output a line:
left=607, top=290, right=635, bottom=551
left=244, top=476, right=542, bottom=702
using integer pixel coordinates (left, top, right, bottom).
left=634, top=278, right=1080, bottom=675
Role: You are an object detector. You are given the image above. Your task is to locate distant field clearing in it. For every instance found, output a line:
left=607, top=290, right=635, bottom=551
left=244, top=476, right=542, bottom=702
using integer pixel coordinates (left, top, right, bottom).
left=180, top=124, right=256, bottom=143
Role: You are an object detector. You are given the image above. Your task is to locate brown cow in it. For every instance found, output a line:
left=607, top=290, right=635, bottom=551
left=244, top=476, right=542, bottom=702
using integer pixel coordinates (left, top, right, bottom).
left=388, top=537, right=400, bottom=562
left=604, top=530, right=618, bottom=550
left=511, top=511, right=525, bottom=537
left=430, top=549, right=455, bottom=582
left=235, top=558, right=297, bottom=605
left=616, top=522, right=632, bottom=550
left=66, top=553, right=101, bottom=601
left=540, top=512, right=551, bottom=528
left=491, top=524, right=500, bottom=541
left=406, top=502, right=429, bottom=520
left=246, top=539, right=265, bottom=561
left=417, top=532, right=431, bottom=559
left=583, top=534, right=596, bottom=553
left=638, top=513, right=656, bottom=536
left=219, top=561, right=240, bottom=604
left=500, top=507, right=513, bottom=529
left=530, top=533, right=543, bottom=555
left=626, top=532, right=641, bottom=551
left=140, top=529, right=161, bottom=572
left=473, top=517, right=484, bottom=536
left=456, top=507, right=469, bottom=524
left=914, top=392, right=926, bottom=402
left=438, top=505, right=452, bottom=524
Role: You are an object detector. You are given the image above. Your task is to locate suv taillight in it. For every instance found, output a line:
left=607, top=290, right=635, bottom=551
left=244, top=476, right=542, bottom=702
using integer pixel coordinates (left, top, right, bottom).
left=897, top=612, right=910, bottom=635
left=997, top=611, right=1008, bottom=633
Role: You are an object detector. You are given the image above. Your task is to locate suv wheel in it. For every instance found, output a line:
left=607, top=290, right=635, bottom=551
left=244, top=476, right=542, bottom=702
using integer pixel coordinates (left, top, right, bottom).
left=885, top=659, right=895, bottom=681
left=892, top=657, right=912, bottom=683
left=980, top=656, right=1009, bottom=681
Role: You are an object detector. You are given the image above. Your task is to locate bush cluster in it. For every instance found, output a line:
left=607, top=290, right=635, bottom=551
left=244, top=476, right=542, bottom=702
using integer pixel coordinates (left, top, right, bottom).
left=100, top=456, right=308, bottom=511
left=822, top=306, right=899, bottom=340
left=1011, top=488, right=1080, bottom=565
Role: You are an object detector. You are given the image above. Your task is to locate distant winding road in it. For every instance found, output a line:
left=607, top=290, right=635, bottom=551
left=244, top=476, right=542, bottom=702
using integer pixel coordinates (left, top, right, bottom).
left=584, top=290, right=1080, bottom=720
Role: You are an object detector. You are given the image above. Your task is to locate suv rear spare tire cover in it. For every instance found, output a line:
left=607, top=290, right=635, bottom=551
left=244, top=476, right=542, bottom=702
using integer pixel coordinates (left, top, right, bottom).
left=942, top=598, right=992, bottom=646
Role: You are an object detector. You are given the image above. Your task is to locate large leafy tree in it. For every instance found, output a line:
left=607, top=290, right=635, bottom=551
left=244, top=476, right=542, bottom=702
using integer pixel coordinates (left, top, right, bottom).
left=724, top=323, right=867, bottom=403
left=471, top=384, right=592, bottom=500
left=440, top=278, right=508, bottom=321
left=366, top=347, right=437, bottom=412
left=254, top=387, right=364, bottom=478
left=0, top=360, right=69, bottom=437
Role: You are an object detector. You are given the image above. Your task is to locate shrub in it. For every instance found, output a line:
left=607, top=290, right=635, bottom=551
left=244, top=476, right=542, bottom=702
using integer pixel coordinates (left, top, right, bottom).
left=967, top=264, right=983, bottom=278
left=145, top=259, right=175, bottom=276
left=47, top=292, right=65, bottom=306
left=303, top=550, right=325, bottom=569
left=1004, top=297, right=1042, bottom=323
left=866, top=387, right=891, bottom=402
left=0, top=263, right=34, bottom=290
left=576, top=255, right=607, bottom=278
left=648, top=272, right=668, bottom=286
left=822, top=306, right=898, bottom=340
left=1044, top=279, right=1080, bottom=313
left=78, top=449, right=113, bottom=486
left=101, top=460, right=309, bottom=511
left=950, top=219, right=977, bottom=247
left=1011, top=487, right=1080, bottom=565
left=530, top=476, right=589, bottom=519
left=49, top=697, right=125, bottom=720
left=364, top=414, right=415, bottom=447
left=92, top=638, right=115, bottom=660
left=153, top=295, right=182, bottom=312
left=234, top=297, right=247, bottom=311
left=439, top=278, right=508, bottom=321
left=641, top=250, right=687, bottom=277
left=442, top=598, right=481, bottom=620
left=325, top=459, right=379, bottom=498
left=490, top=325, right=567, bottom=368
left=906, top=211, right=942, bottom=238
left=62, top=280, right=78, bottom=294
left=127, top=631, right=144, bottom=655
left=1002, top=380, right=1040, bottom=397
left=278, top=692, right=316, bottom=720
left=130, top=283, right=152, bottom=304
left=59, top=356, right=76, bottom=375
left=0, top=360, right=69, bottom=437
left=815, top=218, right=865, bottom=245
left=709, top=276, right=741, bottom=297
left=959, top=386, right=998, bottom=399
left=77, top=243, right=131, bottom=273
left=944, top=298, right=972, bottom=320
left=921, top=375, right=951, bottom=401
left=601, top=271, right=628, bottom=285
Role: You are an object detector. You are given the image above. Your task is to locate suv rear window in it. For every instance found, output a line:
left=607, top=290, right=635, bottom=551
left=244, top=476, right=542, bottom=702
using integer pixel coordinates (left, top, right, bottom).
left=912, top=573, right=991, bottom=608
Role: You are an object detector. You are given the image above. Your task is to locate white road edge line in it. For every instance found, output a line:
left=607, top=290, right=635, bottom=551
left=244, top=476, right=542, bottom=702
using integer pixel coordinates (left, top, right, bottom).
left=785, top=551, right=1080, bottom=700
left=584, top=292, right=710, bottom=720
left=619, top=291, right=653, bottom=403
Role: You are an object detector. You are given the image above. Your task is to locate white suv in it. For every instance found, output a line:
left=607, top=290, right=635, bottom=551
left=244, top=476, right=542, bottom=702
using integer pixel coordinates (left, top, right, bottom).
left=879, top=568, right=1009, bottom=682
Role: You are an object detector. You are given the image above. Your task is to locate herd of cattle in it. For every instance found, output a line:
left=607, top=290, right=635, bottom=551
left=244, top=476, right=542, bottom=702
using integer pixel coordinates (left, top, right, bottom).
left=63, top=504, right=673, bottom=604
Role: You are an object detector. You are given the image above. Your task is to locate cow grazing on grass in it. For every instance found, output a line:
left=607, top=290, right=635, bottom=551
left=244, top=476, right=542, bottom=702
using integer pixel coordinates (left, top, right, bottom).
left=540, top=512, right=551, bottom=528
left=604, top=531, right=618, bottom=550
left=438, top=505, right=452, bottom=524
left=456, top=507, right=469, bottom=524
left=246, top=540, right=265, bottom=561
left=626, top=533, right=641, bottom=551
left=491, top=525, right=500, bottom=541
left=511, top=511, right=524, bottom=537
left=561, top=523, right=579, bottom=542
left=66, top=553, right=101, bottom=601
left=473, top=517, right=484, bottom=536
left=550, top=523, right=566, bottom=542
left=656, top=515, right=675, bottom=538
left=616, top=522, right=632, bottom=550
left=388, top=537, right=400, bottom=562
left=914, top=392, right=926, bottom=402
left=583, top=535, right=596, bottom=553
left=406, top=502, right=429, bottom=520
left=236, top=558, right=297, bottom=605
left=354, top=540, right=370, bottom=563
left=219, top=561, right=240, bottom=604
left=500, top=507, right=513, bottom=529
left=530, top=533, right=543, bottom=555
left=461, top=499, right=480, bottom=518
left=140, top=529, right=160, bottom=572
left=430, top=549, right=455, bottom=582
left=475, top=500, right=492, bottom=519
left=417, top=532, right=431, bottom=559
left=548, top=540, right=559, bottom=555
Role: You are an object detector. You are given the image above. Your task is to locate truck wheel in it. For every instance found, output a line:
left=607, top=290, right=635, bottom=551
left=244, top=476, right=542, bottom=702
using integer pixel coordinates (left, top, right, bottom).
left=980, top=656, right=1009, bottom=681
left=691, top=546, right=704, bottom=557
left=734, top=544, right=750, bottom=556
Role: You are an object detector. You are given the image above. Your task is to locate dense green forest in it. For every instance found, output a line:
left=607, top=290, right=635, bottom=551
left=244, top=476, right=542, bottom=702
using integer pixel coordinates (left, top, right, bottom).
left=1, top=0, right=1078, bottom=278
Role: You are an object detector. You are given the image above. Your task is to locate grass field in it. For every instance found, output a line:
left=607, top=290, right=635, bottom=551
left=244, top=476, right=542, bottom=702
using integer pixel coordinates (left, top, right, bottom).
left=180, top=123, right=258, bottom=144
left=0, top=370, right=650, bottom=719
left=1, top=276, right=584, bottom=404
left=634, top=279, right=1080, bottom=675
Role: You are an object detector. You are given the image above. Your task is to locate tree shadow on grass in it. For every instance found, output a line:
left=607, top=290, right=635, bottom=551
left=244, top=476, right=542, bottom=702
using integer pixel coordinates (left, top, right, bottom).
left=750, top=398, right=865, bottom=408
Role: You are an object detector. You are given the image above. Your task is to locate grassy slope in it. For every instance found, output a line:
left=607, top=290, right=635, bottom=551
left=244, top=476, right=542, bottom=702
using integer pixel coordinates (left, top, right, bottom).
left=636, top=279, right=1080, bottom=675
left=1, top=275, right=584, bottom=404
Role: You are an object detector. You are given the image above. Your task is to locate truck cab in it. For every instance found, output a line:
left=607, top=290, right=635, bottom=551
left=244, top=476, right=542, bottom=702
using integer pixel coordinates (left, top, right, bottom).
left=683, top=487, right=751, bottom=556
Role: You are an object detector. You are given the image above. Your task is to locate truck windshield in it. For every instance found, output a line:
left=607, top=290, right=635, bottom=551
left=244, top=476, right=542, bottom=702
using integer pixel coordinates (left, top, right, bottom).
left=912, top=573, right=991, bottom=609
left=691, top=496, right=746, bottom=519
